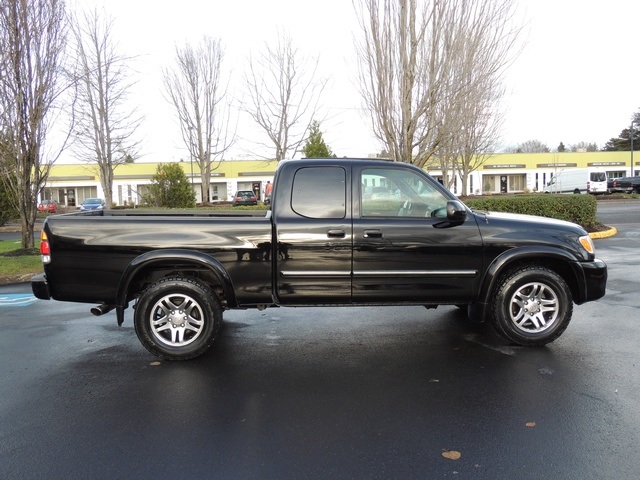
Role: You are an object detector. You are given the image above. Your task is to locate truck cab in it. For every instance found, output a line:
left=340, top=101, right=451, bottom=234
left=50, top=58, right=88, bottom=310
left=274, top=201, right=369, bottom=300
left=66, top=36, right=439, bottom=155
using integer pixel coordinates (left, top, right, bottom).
left=272, top=159, right=481, bottom=305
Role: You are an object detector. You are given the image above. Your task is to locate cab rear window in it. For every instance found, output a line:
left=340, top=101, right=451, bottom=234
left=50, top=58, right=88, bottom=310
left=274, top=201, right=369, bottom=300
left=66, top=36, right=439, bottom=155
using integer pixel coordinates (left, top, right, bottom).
left=291, top=167, right=346, bottom=219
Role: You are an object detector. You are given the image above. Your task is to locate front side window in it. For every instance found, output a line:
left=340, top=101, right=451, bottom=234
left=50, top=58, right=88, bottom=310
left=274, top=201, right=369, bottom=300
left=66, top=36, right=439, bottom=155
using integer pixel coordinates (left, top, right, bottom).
left=361, top=168, right=449, bottom=218
left=291, top=166, right=346, bottom=219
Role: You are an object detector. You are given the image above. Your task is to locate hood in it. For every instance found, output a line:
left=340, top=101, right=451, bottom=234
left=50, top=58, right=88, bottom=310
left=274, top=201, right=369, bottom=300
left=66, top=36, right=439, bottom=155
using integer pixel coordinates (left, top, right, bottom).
left=471, top=209, right=591, bottom=260
left=475, top=210, right=586, bottom=234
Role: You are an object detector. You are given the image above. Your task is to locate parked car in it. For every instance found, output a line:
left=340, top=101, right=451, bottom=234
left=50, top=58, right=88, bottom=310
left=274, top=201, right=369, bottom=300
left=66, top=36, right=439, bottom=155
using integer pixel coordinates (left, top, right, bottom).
left=232, top=190, right=257, bottom=206
left=37, top=199, right=59, bottom=213
left=80, top=198, right=105, bottom=211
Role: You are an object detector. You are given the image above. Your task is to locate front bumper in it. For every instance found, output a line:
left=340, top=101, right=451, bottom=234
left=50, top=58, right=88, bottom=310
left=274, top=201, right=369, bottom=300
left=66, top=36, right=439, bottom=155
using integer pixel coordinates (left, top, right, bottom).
left=31, top=273, right=51, bottom=300
left=577, top=258, right=607, bottom=303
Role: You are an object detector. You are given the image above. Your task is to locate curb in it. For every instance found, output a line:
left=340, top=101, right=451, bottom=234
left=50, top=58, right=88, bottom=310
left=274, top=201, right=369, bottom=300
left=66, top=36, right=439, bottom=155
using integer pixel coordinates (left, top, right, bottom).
left=0, top=273, right=38, bottom=286
left=589, top=227, right=617, bottom=239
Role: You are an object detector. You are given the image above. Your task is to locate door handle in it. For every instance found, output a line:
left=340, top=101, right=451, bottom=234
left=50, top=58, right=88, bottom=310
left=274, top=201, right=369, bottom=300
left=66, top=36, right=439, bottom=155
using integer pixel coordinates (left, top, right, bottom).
left=327, top=229, right=346, bottom=238
left=363, top=229, right=383, bottom=238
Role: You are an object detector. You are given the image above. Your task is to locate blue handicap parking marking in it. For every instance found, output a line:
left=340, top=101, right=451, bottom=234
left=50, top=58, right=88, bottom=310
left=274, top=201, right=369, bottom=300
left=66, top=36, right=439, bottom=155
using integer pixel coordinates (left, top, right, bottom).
left=0, top=294, right=39, bottom=307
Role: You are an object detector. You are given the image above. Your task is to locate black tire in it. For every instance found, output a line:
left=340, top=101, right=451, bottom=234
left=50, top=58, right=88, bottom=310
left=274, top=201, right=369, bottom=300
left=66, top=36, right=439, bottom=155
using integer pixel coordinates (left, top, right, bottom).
left=134, top=275, right=221, bottom=360
left=490, top=265, right=573, bottom=346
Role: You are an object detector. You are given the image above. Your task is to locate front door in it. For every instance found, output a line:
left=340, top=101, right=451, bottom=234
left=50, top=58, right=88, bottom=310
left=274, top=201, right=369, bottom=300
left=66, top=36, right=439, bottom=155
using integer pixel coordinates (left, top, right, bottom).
left=352, top=165, right=484, bottom=303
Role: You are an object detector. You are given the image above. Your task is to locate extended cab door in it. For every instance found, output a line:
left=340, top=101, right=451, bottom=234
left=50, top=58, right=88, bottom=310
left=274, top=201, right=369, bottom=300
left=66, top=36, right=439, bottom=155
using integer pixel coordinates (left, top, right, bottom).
left=352, top=164, right=484, bottom=303
left=273, top=163, right=352, bottom=304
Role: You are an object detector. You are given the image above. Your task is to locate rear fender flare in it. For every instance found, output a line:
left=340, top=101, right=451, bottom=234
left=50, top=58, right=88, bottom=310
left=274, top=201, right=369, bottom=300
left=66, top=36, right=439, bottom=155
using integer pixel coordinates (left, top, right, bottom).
left=115, top=249, right=237, bottom=325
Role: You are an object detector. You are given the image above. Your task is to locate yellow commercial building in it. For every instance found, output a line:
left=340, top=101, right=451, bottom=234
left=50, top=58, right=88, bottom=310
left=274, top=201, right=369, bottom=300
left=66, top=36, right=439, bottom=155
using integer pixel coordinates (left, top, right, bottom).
left=42, top=159, right=279, bottom=207
left=41, top=151, right=638, bottom=207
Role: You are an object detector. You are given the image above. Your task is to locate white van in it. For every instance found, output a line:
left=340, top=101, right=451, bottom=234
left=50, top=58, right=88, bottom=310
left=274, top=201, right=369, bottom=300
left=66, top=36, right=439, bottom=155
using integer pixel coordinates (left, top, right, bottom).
left=543, top=168, right=608, bottom=194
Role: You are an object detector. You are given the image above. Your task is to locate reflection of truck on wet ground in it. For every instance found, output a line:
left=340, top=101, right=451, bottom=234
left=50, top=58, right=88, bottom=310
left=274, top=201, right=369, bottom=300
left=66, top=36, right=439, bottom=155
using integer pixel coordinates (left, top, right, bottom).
left=609, top=175, right=640, bottom=194
left=544, top=167, right=608, bottom=194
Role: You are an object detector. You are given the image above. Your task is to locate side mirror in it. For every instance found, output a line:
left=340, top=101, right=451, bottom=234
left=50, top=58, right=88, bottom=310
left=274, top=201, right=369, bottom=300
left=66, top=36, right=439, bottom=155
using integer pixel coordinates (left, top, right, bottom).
left=446, top=200, right=467, bottom=223
left=434, top=200, right=467, bottom=229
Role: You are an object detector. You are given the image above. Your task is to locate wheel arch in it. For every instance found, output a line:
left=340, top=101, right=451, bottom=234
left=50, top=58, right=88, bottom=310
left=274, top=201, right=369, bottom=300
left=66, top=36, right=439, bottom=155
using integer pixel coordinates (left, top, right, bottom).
left=469, top=246, right=585, bottom=323
left=115, top=249, right=237, bottom=325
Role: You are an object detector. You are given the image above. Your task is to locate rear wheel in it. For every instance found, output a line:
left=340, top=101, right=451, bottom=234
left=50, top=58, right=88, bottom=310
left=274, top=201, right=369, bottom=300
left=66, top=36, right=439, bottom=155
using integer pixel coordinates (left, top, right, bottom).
left=134, top=275, right=221, bottom=360
left=490, top=266, right=572, bottom=346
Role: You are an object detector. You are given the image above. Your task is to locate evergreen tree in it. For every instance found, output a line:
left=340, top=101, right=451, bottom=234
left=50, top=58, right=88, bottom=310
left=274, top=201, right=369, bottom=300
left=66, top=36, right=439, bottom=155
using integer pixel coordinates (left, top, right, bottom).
left=0, top=174, right=19, bottom=226
left=557, top=142, right=566, bottom=152
left=302, top=121, right=333, bottom=158
left=143, top=163, right=196, bottom=208
left=603, top=111, right=640, bottom=151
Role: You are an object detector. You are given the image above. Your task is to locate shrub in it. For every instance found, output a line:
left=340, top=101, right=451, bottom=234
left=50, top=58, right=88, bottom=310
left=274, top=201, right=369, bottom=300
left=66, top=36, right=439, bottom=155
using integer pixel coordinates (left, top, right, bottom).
left=463, top=194, right=598, bottom=229
left=142, top=163, right=196, bottom=208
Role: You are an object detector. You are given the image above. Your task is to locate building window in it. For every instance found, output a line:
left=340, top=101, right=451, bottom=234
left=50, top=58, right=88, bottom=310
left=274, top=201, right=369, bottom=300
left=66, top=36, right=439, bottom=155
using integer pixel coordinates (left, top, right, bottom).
left=508, top=174, right=526, bottom=192
left=482, top=175, right=496, bottom=193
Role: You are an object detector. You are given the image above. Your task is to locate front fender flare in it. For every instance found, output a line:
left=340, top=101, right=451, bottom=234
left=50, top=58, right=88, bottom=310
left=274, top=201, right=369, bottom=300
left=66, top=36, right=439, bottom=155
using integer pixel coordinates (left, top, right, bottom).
left=469, top=246, right=583, bottom=323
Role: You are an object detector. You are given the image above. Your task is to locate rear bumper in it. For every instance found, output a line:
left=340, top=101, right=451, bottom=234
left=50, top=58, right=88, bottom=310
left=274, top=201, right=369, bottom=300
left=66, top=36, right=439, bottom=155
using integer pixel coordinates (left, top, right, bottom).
left=31, top=273, right=51, bottom=300
left=577, top=258, right=607, bottom=304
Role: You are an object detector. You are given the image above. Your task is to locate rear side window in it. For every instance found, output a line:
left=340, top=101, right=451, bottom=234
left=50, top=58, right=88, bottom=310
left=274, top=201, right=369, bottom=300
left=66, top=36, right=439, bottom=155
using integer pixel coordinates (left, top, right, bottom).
left=291, top=167, right=346, bottom=219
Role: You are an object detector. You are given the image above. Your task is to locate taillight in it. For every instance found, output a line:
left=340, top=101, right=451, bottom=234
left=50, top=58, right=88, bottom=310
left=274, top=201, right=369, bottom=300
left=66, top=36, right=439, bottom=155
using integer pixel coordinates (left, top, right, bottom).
left=587, top=181, right=591, bottom=191
left=40, top=230, right=51, bottom=264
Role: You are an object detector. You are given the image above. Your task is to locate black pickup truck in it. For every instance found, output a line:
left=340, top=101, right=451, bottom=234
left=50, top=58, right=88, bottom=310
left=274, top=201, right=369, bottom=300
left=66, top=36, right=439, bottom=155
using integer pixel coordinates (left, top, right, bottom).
left=610, top=175, right=640, bottom=194
left=32, top=158, right=607, bottom=360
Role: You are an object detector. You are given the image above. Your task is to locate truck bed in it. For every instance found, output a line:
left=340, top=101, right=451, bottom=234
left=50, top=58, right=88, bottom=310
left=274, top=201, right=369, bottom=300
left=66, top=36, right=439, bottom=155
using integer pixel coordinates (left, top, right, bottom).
left=43, top=210, right=274, bottom=307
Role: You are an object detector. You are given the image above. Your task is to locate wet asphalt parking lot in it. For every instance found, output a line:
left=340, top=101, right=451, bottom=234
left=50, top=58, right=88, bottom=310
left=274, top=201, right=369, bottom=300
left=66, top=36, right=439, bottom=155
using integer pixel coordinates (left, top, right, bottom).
left=1, top=201, right=639, bottom=479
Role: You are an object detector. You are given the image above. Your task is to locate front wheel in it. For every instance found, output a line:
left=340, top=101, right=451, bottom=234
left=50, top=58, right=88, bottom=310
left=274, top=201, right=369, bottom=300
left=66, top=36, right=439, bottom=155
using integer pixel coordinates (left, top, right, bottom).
left=134, top=276, right=221, bottom=360
left=490, top=266, right=573, bottom=346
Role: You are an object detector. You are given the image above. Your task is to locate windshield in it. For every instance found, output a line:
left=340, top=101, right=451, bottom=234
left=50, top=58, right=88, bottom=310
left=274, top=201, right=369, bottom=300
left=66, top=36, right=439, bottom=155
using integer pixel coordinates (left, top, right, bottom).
left=84, top=198, right=102, bottom=204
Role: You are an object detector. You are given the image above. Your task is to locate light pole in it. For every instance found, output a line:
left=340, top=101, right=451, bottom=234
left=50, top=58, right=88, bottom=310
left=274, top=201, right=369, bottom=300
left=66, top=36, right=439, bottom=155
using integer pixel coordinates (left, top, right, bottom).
left=632, top=120, right=637, bottom=177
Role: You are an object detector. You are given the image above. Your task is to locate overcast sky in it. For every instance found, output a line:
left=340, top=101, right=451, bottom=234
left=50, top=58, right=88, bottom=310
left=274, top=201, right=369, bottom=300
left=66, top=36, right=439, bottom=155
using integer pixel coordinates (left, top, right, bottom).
left=70, top=0, right=640, bottom=162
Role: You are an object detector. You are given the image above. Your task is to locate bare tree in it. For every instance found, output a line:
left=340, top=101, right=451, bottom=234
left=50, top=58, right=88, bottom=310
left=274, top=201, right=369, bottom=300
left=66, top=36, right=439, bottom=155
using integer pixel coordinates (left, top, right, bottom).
left=163, top=36, right=234, bottom=204
left=243, top=31, right=326, bottom=161
left=514, top=139, right=550, bottom=153
left=354, top=0, right=453, bottom=166
left=68, top=8, right=142, bottom=208
left=570, top=141, right=598, bottom=152
left=0, top=0, right=68, bottom=249
left=439, top=1, right=520, bottom=194
left=354, top=0, right=520, bottom=185
left=435, top=0, right=521, bottom=194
